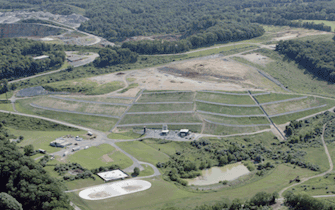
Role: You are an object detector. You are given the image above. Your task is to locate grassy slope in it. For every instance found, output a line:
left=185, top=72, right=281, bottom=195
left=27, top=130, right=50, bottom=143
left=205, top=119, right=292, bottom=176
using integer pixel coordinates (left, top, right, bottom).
left=203, top=122, right=270, bottom=135
left=255, top=93, right=301, bottom=103
left=120, top=113, right=201, bottom=124
left=16, top=98, right=118, bottom=132
left=33, top=97, right=128, bottom=116
left=65, top=96, right=133, bottom=104
left=129, top=103, right=194, bottom=112
left=0, top=101, right=14, bottom=111
left=233, top=49, right=335, bottom=97
left=196, top=92, right=256, bottom=105
left=199, top=113, right=269, bottom=125
left=138, top=92, right=195, bottom=103
left=67, top=144, right=133, bottom=170
left=196, top=102, right=263, bottom=115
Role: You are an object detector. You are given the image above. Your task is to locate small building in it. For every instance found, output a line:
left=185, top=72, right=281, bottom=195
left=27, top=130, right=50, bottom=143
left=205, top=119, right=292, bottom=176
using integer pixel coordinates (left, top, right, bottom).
left=97, top=169, right=129, bottom=182
left=161, top=124, right=169, bottom=135
left=72, top=146, right=81, bottom=152
left=33, top=55, right=49, bottom=60
left=38, top=149, right=46, bottom=154
left=50, top=138, right=72, bottom=148
left=179, top=129, right=189, bottom=137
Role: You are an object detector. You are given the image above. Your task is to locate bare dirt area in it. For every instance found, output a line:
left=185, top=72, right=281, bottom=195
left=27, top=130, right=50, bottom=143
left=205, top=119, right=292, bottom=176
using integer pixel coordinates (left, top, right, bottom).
left=240, top=53, right=273, bottom=66
left=101, top=154, right=113, bottom=163
left=88, top=72, right=125, bottom=85
left=271, top=29, right=331, bottom=41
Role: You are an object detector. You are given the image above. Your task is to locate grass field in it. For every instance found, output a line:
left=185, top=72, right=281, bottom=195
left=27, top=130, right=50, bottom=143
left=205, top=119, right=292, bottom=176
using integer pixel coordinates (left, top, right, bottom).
left=196, top=92, right=255, bottom=105
left=16, top=98, right=118, bottom=132
left=196, top=102, right=263, bottom=115
left=67, top=144, right=133, bottom=170
left=116, top=141, right=170, bottom=165
left=138, top=164, right=155, bottom=177
left=32, top=97, right=128, bottom=116
left=119, top=113, right=201, bottom=125
left=43, top=79, right=125, bottom=95
left=0, top=100, right=14, bottom=111
left=108, top=130, right=143, bottom=139
left=263, top=97, right=333, bottom=115
left=255, top=93, right=302, bottom=104
left=129, top=103, right=194, bottom=112
left=271, top=105, right=333, bottom=125
left=234, top=49, right=335, bottom=97
left=199, top=113, right=269, bottom=125
left=138, top=92, right=195, bottom=103
left=0, top=91, right=13, bottom=100
left=203, top=122, right=270, bottom=135
left=65, top=96, right=133, bottom=104
left=10, top=128, right=86, bottom=154
left=68, top=164, right=317, bottom=210
left=118, top=83, right=139, bottom=93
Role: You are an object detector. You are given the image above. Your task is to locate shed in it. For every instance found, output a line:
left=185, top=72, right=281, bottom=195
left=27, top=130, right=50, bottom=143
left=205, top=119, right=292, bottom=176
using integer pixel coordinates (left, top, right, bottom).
left=97, top=169, right=129, bottom=182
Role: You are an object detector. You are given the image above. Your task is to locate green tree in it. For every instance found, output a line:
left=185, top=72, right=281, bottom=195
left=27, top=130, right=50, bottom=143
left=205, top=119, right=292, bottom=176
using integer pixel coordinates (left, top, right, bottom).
left=133, top=167, right=140, bottom=176
left=0, top=192, right=23, bottom=210
left=1, top=79, right=8, bottom=100
left=23, top=144, right=34, bottom=156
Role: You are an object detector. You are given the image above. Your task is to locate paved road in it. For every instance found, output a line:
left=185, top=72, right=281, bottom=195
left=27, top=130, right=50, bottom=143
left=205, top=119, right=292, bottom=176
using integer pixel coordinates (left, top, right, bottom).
left=50, top=95, right=130, bottom=106
left=197, top=110, right=266, bottom=118
left=195, top=100, right=259, bottom=107
left=269, top=104, right=328, bottom=117
left=30, top=103, right=121, bottom=119
left=277, top=122, right=334, bottom=199
left=259, top=96, right=308, bottom=106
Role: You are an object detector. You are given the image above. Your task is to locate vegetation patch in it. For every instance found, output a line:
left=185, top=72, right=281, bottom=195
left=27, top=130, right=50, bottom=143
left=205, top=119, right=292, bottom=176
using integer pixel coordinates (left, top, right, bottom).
left=129, top=103, right=194, bottom=112
left=120, top=113, right=201, bottom=124
left=196, top=101, right=263, bottom=115
left=255, top=93, right=302, bottom=104
left=196, top=92, right=255, bottom=105
left=43, top=79, right=125, bottom=95
left=138, top=92, right=195, bottom=103
left=199, top=113, right=269, bottom=125
left=16, top=99, right=117, bottom=132
left=33, top=97, right=128, bottom=116
left=203, top=122, right=270, bottom=135
left=68, top=144, right=133, bottom=170
left=118, top=83, right=139, bottom=93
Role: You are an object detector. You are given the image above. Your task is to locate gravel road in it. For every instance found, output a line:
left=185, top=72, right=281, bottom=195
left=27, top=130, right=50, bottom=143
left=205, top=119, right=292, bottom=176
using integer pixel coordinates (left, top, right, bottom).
left=126, top=111, right=195, bottom=115
left=117, top=122, right=203, bottom=127
left=135, top=102, right=193, bottom=105
left=203, top=119, right=271, bottom=127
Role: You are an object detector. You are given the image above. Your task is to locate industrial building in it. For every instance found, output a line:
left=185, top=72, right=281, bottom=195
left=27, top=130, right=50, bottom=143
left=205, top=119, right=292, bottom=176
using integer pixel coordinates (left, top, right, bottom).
left=97, top=169, right=129, bottom=182
left=50, top=138, right=72, bottom=148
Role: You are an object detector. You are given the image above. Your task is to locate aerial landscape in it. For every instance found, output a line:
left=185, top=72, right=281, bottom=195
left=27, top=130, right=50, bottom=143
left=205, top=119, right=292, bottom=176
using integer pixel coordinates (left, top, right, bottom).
left=3, top=0, right=335, bottom=210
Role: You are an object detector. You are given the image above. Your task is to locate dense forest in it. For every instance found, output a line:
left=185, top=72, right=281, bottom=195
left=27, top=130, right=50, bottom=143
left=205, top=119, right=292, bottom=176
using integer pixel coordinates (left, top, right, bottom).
left=0, top=38, right=66, bottom=81
left=93, top=46, right=138, bottom=67
left=0, top=122, right=74, bottom=210
left=276, top=40, right=335, bottom=83
left=122, top=20, right=264, bottom=54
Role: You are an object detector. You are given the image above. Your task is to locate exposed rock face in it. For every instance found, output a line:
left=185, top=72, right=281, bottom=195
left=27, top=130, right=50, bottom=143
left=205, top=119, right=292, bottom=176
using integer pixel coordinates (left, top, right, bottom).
left=0, top=23, right=63, bottom=38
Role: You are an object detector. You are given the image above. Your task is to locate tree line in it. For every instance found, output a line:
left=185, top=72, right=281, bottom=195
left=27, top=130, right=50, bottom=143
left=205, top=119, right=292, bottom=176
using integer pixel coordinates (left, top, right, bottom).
left=93, top=46, right=138, bottom=67
left=276, top=40, right=335, bottom=83
left=121, top=20, right=264, bottom=54
left=0, top=124, right=74, bottom=210
left=0, top=38, right=66, bottom=81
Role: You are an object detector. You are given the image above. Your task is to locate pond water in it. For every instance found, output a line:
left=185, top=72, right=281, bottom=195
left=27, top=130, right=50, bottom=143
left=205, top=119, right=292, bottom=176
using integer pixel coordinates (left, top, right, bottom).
left=185, top=162, right=250, bottom=186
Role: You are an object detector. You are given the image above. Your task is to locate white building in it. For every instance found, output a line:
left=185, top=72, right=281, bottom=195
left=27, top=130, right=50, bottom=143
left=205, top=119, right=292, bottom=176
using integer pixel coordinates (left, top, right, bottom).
left=50, top=138, right=72, bottom=148
left=97, top=169, right=129, bottom=182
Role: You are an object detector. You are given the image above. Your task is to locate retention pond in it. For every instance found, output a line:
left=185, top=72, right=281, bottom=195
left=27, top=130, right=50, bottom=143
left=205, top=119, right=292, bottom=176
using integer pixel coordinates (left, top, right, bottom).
left=185, top=162, right=250, bottom=186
